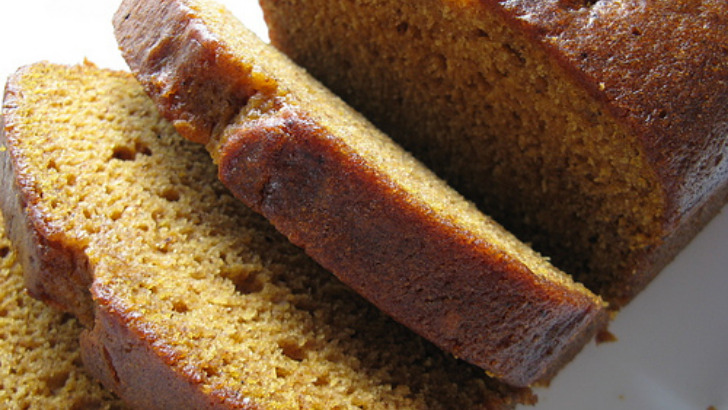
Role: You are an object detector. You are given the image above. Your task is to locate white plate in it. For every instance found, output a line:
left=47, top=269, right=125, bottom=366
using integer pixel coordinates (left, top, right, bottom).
left=1, top=1, right=725, bottom=409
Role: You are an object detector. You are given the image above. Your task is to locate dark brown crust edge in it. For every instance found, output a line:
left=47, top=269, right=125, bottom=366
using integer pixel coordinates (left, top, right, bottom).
left=0, top=64, right=256, bottom=410
left=218, top=107, right=608, bottom=387
left=113, top=0, right=259, bottom=145
left=114, top=0, right=608, bottom=387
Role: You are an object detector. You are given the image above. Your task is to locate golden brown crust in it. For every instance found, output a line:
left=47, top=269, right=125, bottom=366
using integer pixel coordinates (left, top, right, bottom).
left=114, top=0, right=608, bottom=386
left=113, top=0, right=264, bottom=145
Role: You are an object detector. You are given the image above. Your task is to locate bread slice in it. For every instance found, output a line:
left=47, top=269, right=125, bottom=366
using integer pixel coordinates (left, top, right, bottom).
left=0, top=211, right=123, bottom=409
left=114, top=0, right=608, bottom=386
left=0, top=61, right=537, bottom=408
left=258, top=0, right=728, bottom=308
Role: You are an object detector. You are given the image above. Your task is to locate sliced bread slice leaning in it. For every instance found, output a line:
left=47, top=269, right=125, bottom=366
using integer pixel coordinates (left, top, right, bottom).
left=0, top=61, right=534, bottom=409
left=113, top=0, right=608, bottom=386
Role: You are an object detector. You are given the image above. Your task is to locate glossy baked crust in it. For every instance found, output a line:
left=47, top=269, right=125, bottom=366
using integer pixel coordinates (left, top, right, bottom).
left=114, top=0, right=608, bottom=387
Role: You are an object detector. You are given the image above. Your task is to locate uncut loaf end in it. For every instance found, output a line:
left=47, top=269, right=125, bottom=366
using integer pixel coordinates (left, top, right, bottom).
left=0, top=61, right=535, bottom=409
left=259, top=0, right=728, bottom=308
left=114, top=0, right=608, bottom=387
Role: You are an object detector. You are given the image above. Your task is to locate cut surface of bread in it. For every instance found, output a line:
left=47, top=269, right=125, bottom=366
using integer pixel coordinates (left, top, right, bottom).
left=0, top=61, right=537, bottom=409
left=259, top=0, right=728, bottom=308
left=114, top=0, right=608, bottom=386
left=0, top=212, right=123, bottom=409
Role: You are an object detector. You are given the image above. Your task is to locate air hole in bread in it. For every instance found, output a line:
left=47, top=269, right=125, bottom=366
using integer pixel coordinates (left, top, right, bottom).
left=112, top=146, right=137, bottom=161
left=135, top=141, right=152, bottom=156
left=202, top=364, right=220, bottom=379
left=558, top=0, right=599, bottom=10
left=0, top=245, right=10, bottom=259
left=161, top=187, right=181, bottom=202
left=278, top=337, right=306, bottom=361
left=108, top=208, right=123, bottom=221
left=112, top=140, right=152, bottom=161
left=172, top=300, right=189, bottom=313
left=65, top=174, right=77, bottom=187
left=275, top=366, right=290, bottom=378
left=155, top=238, right=171, bottom=254
left=313, top=375, right=330, bottom=386
left=233, top=273, right=264, bottom=294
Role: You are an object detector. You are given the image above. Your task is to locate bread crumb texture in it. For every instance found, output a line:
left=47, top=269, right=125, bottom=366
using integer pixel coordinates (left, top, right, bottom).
left=0, top=212, right=124, bottom=409
left=1, top=62, right=533, bottom=409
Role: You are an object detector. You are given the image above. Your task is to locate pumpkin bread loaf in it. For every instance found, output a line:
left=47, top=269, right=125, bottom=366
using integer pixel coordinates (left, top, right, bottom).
left=0, top=61, right=538, bottom=408
left=114, top=0, right=608, bottom=386
left=259, top=0, right=728, bottom=308
left=0, top=211, right=124, bottom=409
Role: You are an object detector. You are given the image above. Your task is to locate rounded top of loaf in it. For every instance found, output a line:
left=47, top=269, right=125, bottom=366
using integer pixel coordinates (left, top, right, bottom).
left=488, top=0, right=728, bottom=219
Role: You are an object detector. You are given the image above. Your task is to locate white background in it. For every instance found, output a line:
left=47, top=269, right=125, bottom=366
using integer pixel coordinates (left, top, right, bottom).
left=1, top=1, right=726, bottom=409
